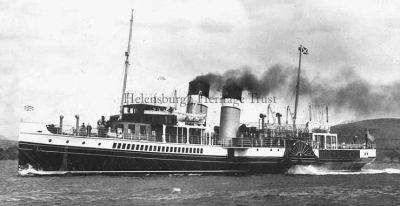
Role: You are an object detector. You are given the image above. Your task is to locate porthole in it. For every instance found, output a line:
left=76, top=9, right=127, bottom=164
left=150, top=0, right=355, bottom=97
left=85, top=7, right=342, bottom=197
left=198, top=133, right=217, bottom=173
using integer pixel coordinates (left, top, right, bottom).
left=66, top=140, right=69, bottom=144
left=277, top=149, right=279, bottom=151
left=82, top=141, right=85, bottom=145
left=270, top=149, right=272, bottom=151
left=98, top=143, right=101, bottom=146
left=48, top=139, right=52, bottom=142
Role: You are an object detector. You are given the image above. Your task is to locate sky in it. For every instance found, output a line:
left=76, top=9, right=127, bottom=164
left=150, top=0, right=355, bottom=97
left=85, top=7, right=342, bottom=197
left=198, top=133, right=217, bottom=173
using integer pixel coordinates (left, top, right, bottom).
left=1, top=0, right=400, bottom=139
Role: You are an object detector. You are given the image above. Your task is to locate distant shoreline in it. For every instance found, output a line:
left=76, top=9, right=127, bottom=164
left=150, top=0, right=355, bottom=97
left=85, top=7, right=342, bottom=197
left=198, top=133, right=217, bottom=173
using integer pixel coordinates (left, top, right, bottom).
left=0, top=140, right=18, bottom=160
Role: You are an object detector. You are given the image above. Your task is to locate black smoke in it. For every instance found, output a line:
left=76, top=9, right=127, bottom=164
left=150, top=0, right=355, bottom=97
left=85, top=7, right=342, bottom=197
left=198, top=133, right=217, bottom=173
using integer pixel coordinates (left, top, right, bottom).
left=308, top=68, right=400, bottom=116
left=192, top=65, right=400, bottom=117
left=193, top=65, right=293, bottom=96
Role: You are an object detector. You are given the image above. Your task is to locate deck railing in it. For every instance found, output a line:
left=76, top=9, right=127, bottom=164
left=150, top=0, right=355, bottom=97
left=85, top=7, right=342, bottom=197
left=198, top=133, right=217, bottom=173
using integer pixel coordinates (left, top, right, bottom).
left=216, top=138, right=286, bottom=148
left=337, top=143, right=376, bottom=149
left=35, top=123, right=376, bottom=150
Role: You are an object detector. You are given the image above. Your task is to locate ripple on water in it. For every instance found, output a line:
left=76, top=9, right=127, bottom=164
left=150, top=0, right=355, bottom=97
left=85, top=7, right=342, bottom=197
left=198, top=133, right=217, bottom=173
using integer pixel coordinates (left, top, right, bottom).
left=2, top=160, right=400, bottom=205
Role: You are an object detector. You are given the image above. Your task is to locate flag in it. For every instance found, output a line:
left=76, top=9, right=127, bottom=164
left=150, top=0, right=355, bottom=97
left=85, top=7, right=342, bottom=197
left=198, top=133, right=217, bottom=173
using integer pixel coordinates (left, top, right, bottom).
left=367, top=129, right=375, bottom=142
left=299, top=45, right=308, bottom=55
left=24, top=105, right=34, bottom=111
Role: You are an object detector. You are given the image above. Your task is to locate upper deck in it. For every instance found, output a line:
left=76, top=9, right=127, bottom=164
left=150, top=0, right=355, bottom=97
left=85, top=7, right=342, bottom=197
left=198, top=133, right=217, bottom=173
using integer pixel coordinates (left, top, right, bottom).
left=20, top=122, right=375, bottom=150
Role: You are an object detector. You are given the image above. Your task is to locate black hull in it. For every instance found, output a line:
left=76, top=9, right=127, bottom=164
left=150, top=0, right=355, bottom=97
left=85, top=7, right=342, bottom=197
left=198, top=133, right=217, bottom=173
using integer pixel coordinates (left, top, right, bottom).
left=18, top=142, right=287, bottom=174
left=18, top=142, right=375, bottom=175
left=317, top=158, right=375, bottom=171
left=318, top=149, right=375, bottom=171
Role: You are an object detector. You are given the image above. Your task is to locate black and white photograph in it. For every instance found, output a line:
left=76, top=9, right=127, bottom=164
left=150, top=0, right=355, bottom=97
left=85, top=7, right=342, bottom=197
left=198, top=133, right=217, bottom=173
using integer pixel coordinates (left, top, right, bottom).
left=1, top=0, right=400, bottom=205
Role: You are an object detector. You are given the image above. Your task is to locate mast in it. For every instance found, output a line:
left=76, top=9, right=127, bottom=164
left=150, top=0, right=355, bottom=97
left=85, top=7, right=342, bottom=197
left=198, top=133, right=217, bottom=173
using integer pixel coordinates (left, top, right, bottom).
left=173, top=89, right=178, bottom=110
left=293, top=45, right=308, bottom=132
left=326, top=105, right=329, bottom=123
left=120, top=10, right=134, bottom=119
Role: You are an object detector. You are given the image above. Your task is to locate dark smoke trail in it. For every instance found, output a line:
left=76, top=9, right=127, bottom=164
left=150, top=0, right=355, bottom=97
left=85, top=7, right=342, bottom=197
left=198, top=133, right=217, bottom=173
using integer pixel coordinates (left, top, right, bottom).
left=307, top=68, right=400, bottom=116
left=192, top=65, right=400, bottom=117
left=193, top=65, right=293, bottom=96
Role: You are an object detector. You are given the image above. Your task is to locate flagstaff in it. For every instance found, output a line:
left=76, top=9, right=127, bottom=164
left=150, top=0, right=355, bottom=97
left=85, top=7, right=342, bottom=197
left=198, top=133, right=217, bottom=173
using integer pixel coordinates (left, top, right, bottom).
left=293, top=45, right=308, bottom=135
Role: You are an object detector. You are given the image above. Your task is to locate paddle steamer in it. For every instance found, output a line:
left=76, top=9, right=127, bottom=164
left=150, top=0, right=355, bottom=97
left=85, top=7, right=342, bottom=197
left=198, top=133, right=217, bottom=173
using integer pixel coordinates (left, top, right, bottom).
left=18, top=11, right=376, bottom=175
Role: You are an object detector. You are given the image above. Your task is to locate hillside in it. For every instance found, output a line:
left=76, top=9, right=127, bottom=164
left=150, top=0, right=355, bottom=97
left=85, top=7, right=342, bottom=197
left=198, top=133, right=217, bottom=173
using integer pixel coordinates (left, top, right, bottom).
left=331, top=118, right=400, bottom=162
left=0, top=134, right=18, bottom=160
left=0, top=134, right=17, bottom=148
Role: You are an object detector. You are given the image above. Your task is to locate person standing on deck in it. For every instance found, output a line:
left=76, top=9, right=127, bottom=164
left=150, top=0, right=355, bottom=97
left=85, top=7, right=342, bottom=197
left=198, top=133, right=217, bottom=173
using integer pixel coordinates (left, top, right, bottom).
left=79, top=123, right=86, bottom=136
left=87, top=124, right=92, bottom=136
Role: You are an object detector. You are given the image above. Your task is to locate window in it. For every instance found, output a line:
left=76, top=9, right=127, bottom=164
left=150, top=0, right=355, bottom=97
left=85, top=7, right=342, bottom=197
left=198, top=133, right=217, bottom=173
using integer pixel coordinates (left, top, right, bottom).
left=157, top=146, right=161, bottom=152
left=127, top=144, right=131, bottom=150
left=178, top=147, right=181, bottom=153
left=116, top=124, right=124, bottom=132
left=112, top=143, right=117, bottom=149
left=166, top=147, right=169, bottom=152
left=128, top=124, right=136, bottom=134
left=140, top=125, right=147, bottom=135
left=200, top=148, right=203, bottom=154
left=135, top=144, right=140, bottom=150
left=196, top=148, right=199, bottom=153
left=185, top=148, right=189, bottom=153
left=145, top=145, right=148, bottom=151
left=117, top=143, right=122, bottom=149
left=122, top=143, right=126, bottom=149
left=162, top=146, right=165, bottom=152
left=174, top=147, right=177, bottom=152
left=189, top=148, right=192, bottom=153
left=131, top=144, right=135, bottom=150
left=149, top=145, right=153, bottom=151
left=140, top=145, right=144, bottom=150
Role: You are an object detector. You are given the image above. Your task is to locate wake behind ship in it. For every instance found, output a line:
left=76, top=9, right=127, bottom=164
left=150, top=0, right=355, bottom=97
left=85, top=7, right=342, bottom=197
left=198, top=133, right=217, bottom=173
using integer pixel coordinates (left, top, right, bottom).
left=18, top=11, right=376, bottom=175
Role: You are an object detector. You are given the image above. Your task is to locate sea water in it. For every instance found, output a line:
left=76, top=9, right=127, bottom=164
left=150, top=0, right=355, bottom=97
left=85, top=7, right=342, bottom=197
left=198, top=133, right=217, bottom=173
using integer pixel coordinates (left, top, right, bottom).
left=1, top=160, right=400, bottom=205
